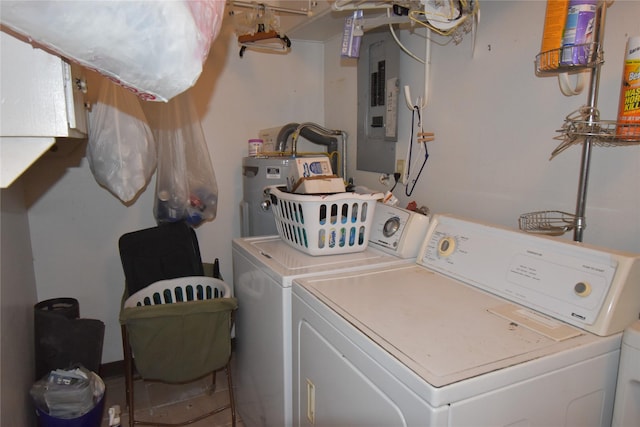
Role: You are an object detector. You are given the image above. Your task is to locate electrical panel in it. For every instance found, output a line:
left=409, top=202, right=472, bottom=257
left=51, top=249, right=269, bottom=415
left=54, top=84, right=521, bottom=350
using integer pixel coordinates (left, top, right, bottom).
left=357, top=30, right=400, bottom=174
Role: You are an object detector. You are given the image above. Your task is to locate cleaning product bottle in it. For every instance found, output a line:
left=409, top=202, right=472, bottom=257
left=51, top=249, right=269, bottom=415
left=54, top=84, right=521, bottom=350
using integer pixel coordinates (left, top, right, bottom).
left=561, top=0, right=597, bottom=66
left=540, top=0, right=569, bottom=70
left=616, top=36, right=640, bottom=139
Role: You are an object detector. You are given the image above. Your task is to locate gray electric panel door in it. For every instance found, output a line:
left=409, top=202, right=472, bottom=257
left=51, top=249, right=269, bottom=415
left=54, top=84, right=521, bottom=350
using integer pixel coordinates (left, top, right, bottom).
left=357, top=30, right=400, bottom=174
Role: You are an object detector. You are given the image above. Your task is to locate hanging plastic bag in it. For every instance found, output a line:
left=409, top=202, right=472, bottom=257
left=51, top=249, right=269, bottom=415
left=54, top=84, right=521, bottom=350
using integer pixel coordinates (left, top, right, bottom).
left=0, top=0, right=225, bottom=101
left=87, top=79, right=156, bottom=204
left=150, top=92, right=218, bottom=227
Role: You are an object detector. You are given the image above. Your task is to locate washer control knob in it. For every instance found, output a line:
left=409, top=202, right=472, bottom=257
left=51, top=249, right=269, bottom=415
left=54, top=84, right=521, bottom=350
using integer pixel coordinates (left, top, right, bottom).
left=383, top=217, right=401, bottom=237
left=438, top=237, right=456, bottom=257
left=574, top=282, right=592, bottom=297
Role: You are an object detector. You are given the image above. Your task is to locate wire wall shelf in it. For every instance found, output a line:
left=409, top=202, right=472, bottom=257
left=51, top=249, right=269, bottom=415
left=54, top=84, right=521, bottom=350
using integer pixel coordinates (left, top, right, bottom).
left=518, top=211, right=577, bottom=236
left=558, top=118, right=640, bottom=147
left=521, top=3, right=621, bottom=241
left=535, top=43, right=603, bottom=74
left=549, top=107, right=640, bottom=158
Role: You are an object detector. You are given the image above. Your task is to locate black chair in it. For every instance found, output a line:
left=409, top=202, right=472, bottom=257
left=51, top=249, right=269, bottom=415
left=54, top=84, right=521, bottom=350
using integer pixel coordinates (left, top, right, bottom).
left=118, top=223, right=236, bottom=426
left=118, top=221, right=204, bottom=296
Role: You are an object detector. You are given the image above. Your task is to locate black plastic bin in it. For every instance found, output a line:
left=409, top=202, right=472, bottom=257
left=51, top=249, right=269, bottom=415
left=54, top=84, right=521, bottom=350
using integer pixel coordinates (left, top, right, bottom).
left=34, top=298, right=105, bottom=380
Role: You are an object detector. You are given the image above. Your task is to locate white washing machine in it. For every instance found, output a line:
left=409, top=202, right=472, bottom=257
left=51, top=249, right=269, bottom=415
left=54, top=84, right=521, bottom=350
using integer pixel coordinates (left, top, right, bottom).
left=292, top=214, right=640, bottom=426
left=232, top=203, right=429, bottom=427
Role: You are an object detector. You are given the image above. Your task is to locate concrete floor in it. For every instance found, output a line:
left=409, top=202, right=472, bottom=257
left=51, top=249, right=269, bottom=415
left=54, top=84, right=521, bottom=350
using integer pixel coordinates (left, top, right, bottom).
left=100, top=369, right=241, bottom=427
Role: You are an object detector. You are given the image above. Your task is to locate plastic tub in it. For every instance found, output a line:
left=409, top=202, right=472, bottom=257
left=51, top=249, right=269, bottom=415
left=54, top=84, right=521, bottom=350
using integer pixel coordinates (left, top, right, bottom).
left=35, top=392, right=104, bottom=427
left=267, top=185, right=383, bottom=256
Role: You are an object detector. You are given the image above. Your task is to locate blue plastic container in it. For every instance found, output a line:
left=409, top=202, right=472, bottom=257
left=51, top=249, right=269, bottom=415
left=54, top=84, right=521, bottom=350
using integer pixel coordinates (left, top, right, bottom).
left=35, top=394, right=105, bottom=427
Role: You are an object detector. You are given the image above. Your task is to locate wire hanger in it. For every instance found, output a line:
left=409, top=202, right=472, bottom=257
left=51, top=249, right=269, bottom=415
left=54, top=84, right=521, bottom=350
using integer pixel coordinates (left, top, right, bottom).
left=401, top=27, right=434, bottom=191
left=230, top=2, right=292, bottom=57
left=405, top=106, right=430, bottom=197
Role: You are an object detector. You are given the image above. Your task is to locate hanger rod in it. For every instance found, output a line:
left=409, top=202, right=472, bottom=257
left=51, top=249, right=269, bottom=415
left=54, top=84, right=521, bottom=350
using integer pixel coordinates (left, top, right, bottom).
left=229, top=1, right=312, bottom=16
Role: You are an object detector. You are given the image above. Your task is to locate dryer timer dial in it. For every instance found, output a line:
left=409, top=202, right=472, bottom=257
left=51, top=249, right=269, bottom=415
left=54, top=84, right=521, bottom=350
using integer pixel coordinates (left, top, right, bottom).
left=574, top=282, right=592, bottom=297
left=438, top=237, right=456, bottom=257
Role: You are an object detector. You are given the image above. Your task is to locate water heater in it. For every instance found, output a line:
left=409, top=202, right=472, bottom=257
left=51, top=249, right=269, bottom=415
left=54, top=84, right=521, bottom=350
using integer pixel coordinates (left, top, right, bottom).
left=240, top=156, right=293, bottom=237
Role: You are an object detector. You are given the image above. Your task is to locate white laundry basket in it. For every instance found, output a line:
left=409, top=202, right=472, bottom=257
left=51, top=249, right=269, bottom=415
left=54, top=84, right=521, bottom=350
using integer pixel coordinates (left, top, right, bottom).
left=267, top=185, right=383, bottom=256
left=124, top=276, right=232, bottom=308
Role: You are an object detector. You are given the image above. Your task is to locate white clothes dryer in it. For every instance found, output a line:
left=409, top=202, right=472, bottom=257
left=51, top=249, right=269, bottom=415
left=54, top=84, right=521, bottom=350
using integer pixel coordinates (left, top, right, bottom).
left=232, top=205, right=428, bottom=427
left=612, top=320, right=640, bottom=427
left=292, top=214, right=640, bottom=426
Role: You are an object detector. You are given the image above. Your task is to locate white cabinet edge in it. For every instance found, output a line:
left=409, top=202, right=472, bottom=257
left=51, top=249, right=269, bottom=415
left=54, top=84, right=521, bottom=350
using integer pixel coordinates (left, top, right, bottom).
left=0, top=31, right=88, bottom=188
left=0, top=137, right=55, bottom=188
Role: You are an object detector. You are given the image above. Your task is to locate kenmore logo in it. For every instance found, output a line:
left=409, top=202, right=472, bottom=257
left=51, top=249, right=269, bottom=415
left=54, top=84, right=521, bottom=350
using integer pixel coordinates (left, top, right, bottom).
left=571, top=312, right=586, bottom=320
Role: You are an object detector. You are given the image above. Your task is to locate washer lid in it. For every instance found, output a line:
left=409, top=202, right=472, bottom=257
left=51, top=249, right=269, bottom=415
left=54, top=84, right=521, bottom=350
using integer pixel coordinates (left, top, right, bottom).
left=296, top=264, right=607, bottom=388
left=233, top=236, right=407, bottom=285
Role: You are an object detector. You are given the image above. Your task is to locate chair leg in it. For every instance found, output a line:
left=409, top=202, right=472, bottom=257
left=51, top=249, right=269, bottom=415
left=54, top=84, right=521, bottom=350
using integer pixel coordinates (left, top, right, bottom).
left=121, top=326, right=135, bottom=427
left=226, top=362, right=237, bottom=427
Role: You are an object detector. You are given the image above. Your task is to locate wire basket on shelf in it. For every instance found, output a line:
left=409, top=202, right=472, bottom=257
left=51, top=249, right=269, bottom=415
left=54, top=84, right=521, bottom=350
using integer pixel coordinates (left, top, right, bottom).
left=535, top=43, right=602, bottom=74
left=551, top=106, right=640, bottom=158
left=267, top=185, right=383, bottom=256
left=518, top=210, right=577, bottom=236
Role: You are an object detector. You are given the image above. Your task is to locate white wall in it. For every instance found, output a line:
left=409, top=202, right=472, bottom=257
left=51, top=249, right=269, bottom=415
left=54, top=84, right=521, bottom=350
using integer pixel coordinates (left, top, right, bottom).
left=22, top=20, right=325, bottom=364
left=338, top=0, right=640, bottom=253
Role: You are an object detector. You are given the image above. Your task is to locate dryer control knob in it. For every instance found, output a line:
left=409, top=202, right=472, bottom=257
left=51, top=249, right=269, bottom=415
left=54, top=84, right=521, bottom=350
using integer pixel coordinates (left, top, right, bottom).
left=574, top=282, right=592, bottom=297
left=438, top=237, right=456, bottom=257
left=383, top=217, right=401, bottom=237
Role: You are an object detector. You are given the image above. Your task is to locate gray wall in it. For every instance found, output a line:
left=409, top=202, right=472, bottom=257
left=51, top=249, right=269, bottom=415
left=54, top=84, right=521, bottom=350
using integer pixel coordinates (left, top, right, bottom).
left=1, top=180, right=38, bottom=427
left=343, top=0, right=640, bottom=253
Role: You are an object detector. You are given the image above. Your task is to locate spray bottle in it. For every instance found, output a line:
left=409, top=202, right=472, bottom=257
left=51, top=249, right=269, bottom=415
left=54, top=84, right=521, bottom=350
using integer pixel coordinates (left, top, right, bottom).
left=616, top=36, right=640, bottom=138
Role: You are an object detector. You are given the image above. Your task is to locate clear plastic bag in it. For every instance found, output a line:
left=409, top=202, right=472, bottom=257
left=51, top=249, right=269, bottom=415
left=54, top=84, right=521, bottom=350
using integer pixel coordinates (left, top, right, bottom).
left=149, top=92, right=218, bottom=227
left=0, top=0, right=225, bottom=101
left=30, top=366, right=105, bottom=419
left=87, top=79, right=156, bottom=204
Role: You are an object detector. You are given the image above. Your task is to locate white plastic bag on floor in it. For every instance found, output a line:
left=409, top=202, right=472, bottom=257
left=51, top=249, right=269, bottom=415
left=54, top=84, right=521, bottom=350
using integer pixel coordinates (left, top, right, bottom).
left=0, top=0, right=225, bottom=101
left=30, top=366, right=105, bottom=419
left=87, top=79, right=156, bottom=203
